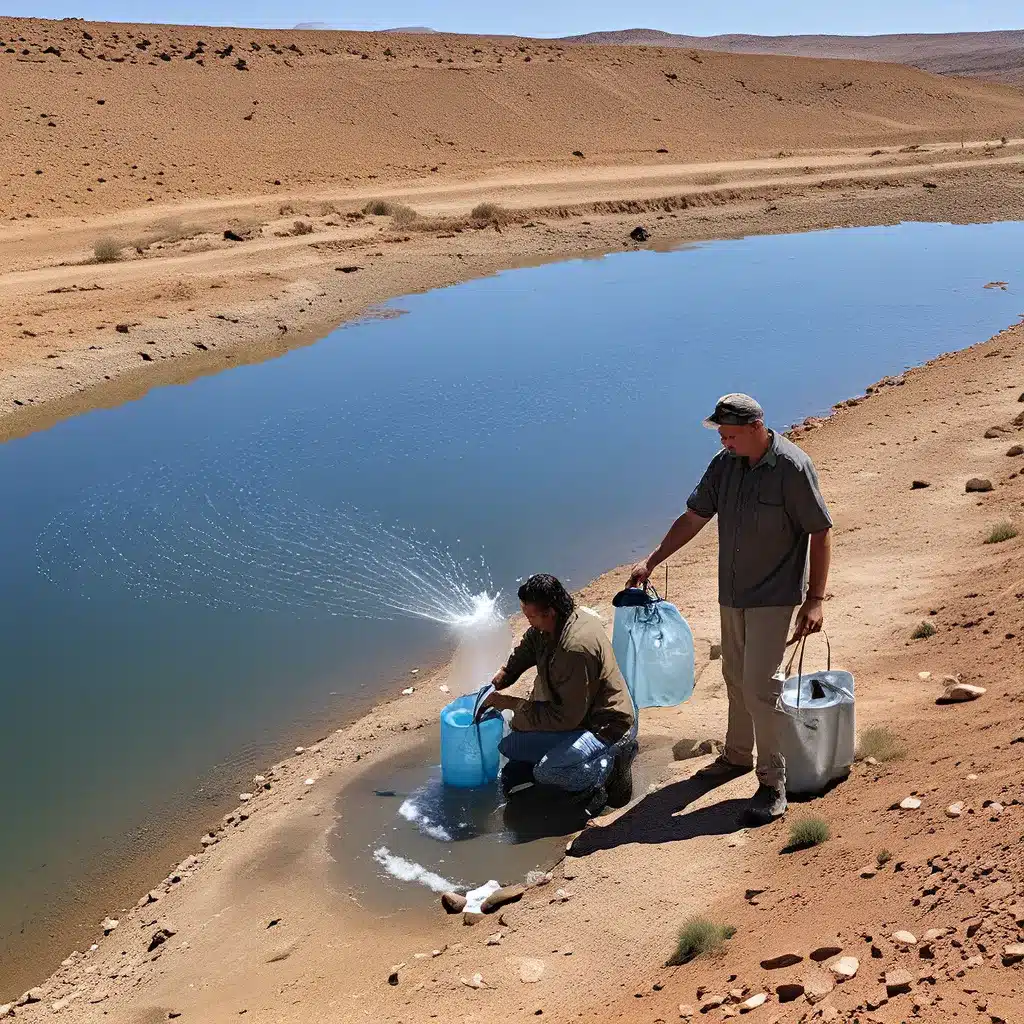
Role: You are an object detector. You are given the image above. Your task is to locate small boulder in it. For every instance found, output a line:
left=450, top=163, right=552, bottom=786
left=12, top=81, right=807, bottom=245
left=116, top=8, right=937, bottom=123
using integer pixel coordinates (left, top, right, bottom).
left=923, top=928, right=949, bottom=942
left=678, top=1005, right=695, bottom=1018
left=709, top=643, right=722, bottom=660
left=776, top=983, right=804, bottom=1003
left=1002, top=943, right=1024, bottom=965
left=461, top=973, right=486, bottom=989
left=829, top=956, right=859, bottom=980
left=17, top=988, right=44, bottom=1006
left=387, top=964, right=403, bottom=986
left=892, top=931, right=917, bottom=946
left=700, top=995, right=726, bottom=1011
left=984, top=427, right=1008, bottom=438
left=481, top=883, right=525, bottom=913
left=148, top=922, right=177, bottom=952
left=939, top=682, right=986, bottom=703
left=1006, top=445, right=1024, bottom=457
left=965, top=478, right=994, bottom=493
left=899, top=797, right=922, bottom=810
left=859, top=865, right=877, bottom=878
left=884, top=968, right=913, bottom=996
left=910, top=480, right=930, bottom=490
left=630, top=226, right=650, bottom=242
left=810, top=945, right=843, bottom=961
left=945, top=802, right=964, bottom=818
left=101, top=917, right=119, bottom=934
left=802, top=969, right=834, bottom=1003
left=740, top=993, right=767, bottom=1012
left=760, top=952, right=803, bottom=970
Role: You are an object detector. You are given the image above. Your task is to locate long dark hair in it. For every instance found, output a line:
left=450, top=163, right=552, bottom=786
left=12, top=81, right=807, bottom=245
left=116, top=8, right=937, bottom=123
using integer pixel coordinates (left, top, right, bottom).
left=517, top=573, right=575, bottom=621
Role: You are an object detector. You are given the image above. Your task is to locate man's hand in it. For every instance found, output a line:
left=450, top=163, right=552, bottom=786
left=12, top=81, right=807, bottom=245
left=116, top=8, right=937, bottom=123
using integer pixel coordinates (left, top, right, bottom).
left=627, top=559, right=652, bottom=588
left=793, top=597, right=824, bottom=638
left=477, top=690, right=523, bottom=719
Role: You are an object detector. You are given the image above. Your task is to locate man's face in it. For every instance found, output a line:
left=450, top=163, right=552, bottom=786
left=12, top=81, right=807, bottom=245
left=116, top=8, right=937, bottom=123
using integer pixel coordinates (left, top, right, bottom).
left=718, top=423, right=762, bottom=458
left=521, top=601, right=558, bottom=634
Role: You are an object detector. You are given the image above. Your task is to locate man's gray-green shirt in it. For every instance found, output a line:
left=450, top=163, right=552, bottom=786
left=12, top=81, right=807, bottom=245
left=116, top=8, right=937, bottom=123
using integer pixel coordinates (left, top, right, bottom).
left=687, top=431, right=832, bottom=609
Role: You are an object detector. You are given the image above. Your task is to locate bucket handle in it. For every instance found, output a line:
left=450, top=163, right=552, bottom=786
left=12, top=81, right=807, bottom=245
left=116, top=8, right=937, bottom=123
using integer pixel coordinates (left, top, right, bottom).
left=783, top=631, right=832, bottom=709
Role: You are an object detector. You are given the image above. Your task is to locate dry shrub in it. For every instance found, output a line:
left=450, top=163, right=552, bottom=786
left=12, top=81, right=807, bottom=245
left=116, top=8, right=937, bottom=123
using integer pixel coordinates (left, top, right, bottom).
left=93, top=237, right=123, bottom=263
left=668, top=918, right=736, bottom=966
left=857, top=726, right=907, bottom=763
left=470, top=201, right=513, bottom=224
left=291, top=220, right=314, bottom=236
left=787, top=816, right=830, bottom=850
left=168, top=280, right=196, bottom=301
left=985, top=521, right=1018, bottom=544
left=278, top=202, right=296, bottom=216
left=318, top=201, right=339, bottom=216
left=362, top=200, right=418, bottom=224
left=693, top=172, right=724, bottom=187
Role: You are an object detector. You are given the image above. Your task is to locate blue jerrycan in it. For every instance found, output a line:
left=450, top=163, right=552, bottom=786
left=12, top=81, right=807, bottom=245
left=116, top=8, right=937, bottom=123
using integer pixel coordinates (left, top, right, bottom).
left=612, top=586, right=695, bottom=709
left=440, top=688, right=504, bottom=788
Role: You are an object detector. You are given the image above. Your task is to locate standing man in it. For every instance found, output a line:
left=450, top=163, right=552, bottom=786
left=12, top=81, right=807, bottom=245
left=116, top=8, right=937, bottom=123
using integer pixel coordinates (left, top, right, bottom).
left=629, top=394, right=832, bottom=825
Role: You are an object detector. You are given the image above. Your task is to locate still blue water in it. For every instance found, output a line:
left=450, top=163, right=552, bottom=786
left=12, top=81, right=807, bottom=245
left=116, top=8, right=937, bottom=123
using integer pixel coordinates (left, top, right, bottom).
left=1, top=221, right=1022, bottom=973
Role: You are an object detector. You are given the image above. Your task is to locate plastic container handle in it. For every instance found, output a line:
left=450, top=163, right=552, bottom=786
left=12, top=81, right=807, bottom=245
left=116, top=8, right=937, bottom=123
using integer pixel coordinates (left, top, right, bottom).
left=783, top=632, right=832, bottom=709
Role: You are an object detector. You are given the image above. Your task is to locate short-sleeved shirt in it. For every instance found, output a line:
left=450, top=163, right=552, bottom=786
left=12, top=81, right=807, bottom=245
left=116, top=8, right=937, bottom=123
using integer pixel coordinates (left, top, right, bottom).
left=686, top=431, right=832, bottom=609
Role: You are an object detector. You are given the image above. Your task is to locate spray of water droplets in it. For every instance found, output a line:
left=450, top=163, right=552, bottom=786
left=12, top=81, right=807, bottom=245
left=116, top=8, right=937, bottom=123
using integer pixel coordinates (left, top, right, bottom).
left=36, top=447, right=500, bottom=627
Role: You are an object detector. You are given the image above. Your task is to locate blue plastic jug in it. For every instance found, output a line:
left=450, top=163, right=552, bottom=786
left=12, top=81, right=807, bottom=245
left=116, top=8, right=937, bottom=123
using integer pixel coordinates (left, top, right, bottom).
left=612, top=588, right=695, bottom=709
left=440, top=690, right=503, bottom=788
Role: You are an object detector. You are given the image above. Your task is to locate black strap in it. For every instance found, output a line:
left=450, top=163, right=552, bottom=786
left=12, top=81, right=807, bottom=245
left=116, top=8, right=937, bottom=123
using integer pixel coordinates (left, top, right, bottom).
left=784, top=632, right=832, bottom=709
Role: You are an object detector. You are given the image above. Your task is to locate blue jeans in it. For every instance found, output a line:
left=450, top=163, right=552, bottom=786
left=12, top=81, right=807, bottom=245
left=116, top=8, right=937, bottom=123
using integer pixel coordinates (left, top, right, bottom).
left=499, top=728, right=613, bottom=794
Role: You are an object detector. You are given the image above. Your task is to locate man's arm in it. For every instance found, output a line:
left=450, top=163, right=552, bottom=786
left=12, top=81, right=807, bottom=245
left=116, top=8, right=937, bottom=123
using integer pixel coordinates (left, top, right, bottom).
left=793, top=529, right=832, bottom=637
left=628, top=509, right=711, bottom=587
left=490, top=632, right=538, bottom=690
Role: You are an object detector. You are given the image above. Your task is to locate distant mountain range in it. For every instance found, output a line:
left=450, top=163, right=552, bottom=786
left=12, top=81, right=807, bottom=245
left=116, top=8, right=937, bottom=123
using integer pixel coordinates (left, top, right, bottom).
left=292, top=23, right=436, bottom=33
left=557, top=28, right=1024, bottom=84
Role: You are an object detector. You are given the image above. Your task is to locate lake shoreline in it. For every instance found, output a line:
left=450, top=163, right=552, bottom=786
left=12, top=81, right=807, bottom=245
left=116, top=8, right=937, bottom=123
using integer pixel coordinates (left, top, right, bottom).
left=5, top=145, right=1024, bottom=444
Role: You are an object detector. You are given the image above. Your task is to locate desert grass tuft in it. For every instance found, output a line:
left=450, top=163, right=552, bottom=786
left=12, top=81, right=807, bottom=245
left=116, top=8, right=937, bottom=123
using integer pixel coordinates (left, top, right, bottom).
left=667, top=917, right=736, bottom=966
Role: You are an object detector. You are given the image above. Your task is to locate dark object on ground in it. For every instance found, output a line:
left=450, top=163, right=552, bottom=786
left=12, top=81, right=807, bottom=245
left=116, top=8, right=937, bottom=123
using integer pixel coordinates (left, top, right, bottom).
left=572, top=150, right=585, bottom=158
left=911, top=480, right=930, bottom=489
left=743, top=783, right=787, bottom=826
left=630, top=226, right=650, bottom=242
left=607, top=739, right=639, bottom=808
left=223, top=229, right=248, bottom=241
left=335, top=265, right=362, bottom=273
left=115, top=324, right=129, bottom=333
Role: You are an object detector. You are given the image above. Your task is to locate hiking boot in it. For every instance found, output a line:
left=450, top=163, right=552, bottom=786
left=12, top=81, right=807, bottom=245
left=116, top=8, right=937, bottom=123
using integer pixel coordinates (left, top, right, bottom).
left=500, top=760, right=535, bottom=799
left=696, top=754, right=754, bottom=780
left=606, top=740, right=639, bottom=809
left=742, top=783, right=788, bottom=826
left=583, top=784, right=608, bottom=818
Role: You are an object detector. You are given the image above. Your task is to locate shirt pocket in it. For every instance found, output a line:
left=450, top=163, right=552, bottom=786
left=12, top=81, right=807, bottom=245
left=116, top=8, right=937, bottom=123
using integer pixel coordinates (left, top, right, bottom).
left=755, top=477, right=788, bottom=530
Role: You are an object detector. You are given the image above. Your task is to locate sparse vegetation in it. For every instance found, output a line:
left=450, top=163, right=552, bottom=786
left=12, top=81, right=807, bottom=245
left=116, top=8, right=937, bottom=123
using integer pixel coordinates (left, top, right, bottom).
left=667, top=917, right=736, bottom=966
left=876, top=848, right=893, bottom=868
left=984, top=521, right=1018, bottom=545
left=787, top=816, right=830, bottom=850
left=362, top=200, right=418, bottom=225
left=856, top=725, right=907, bottom=763
left=693, top=172, right=724, bottom=187
left=291, top=220, right=314, bottom=236
left=911, top=620, right=937, bottom=640
left=318, top=201, right=339, bottom=216
left=470, top=201, right=513, bottom=224
left=93, top=236, right=123, bottom=263
left=278, top=202, right=296, bottom=216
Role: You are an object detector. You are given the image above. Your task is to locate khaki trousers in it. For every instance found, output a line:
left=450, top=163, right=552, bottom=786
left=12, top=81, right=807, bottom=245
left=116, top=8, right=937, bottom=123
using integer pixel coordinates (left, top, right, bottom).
left=719, top=605, right=796, bottom=788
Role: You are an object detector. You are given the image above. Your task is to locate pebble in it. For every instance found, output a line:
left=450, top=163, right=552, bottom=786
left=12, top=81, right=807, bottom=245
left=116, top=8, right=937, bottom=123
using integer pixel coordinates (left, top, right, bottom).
left=17, top=989, right=44, bottom=1006
left=387, top=964, right=403, bottom=986
left=946, top=802, right=964, bottom=818
left=700, top=995, right=726, bottom=1011
left=100, top=917, right=119, bottom=934
left=899, top=797, right=922, bottom=810
left=740, top=993, right=767, bottom=1012
left=829, top=956, right=859, bottom=980
left=986, top=801, right=1005, bottom=815
left=967, top=773, right=979, bottom=780
left=810, top=945, right=843, bottom=961
left=439, top=685, right=450, bottom=693
left=859, top=865, right=877, bottom=878
left=923, top=928, right=949, bottom=942
left=461, top=973, right=486, bottom=989
left=486, top=933, right=503, bottom=946
left=253, top=775, right=266, bottom=786
left=0, top=1005, right=11, bottom=1018
left=402, top=687, right=415, bottom=696
left=519, top=958, right=546, bottom=983
left=917, top=671, right=932, bottom=680
left=294, top=746, right=305, bottom=754
left=941, top=682, right=987, bottom=702
left=239, top=793, right=252, bottom=802
left=892, top=930, right=918, bottom=946
left=678, top=1005, right=695, bottom=1018
left=304, top=778, right=315, bottom=786
left=551, top=888, right=574, bottom=903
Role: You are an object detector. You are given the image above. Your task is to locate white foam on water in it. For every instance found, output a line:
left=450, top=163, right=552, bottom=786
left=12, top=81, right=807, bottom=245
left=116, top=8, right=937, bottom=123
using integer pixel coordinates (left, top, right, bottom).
left=372, top=847, right=457, bottom=893
left=398, top=798, right=453, bottom=842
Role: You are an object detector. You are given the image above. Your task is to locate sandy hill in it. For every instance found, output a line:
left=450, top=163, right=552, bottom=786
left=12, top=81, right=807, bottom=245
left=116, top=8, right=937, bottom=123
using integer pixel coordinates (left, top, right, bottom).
left=4, top=16, right=1024, bottom=221
left=561, top=29, right=1024, bottom=85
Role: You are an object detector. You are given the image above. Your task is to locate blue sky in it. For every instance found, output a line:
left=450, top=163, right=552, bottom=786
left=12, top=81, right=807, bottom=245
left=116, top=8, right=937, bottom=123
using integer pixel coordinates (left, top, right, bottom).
left=5, top=0, right=1022, bottom=36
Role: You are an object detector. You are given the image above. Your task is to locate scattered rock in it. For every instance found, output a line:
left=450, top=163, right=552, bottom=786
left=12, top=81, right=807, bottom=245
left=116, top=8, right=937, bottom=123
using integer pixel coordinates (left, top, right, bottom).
left=940, top=682, right=986, bottom=703
left=519, top=958, right=546, bottom=983
left=148, top=922, right=177, bottom=952
left=629, top=226, right=650, bottom=242
left=884, top=969, right=913, bottom=996
left=910, top=480, right=930, bottom=490
left=461, top=973, right=486, bottom=989
left=486, top=932, right=503, bottom=946
left=1007, top=445, right=1024, bottom=457
left=740, top=993, right=767, bottom=1012
left=776, top=983, right=804, bottom=1003
left=859, top=865, right=877, bottom=878
left=387, top=963, right=403, bottom=985
left=700, top=995, right=726, bottom=1011
left=965, top=478, right=994, bottom=493
left=239, top=792, right=252, bottom=802
left=526, top=870, right=553, bottom=887
left=101, top=917, right=119, bottom=934
left=865, top=988, right=889, bottom=1010
left=1002, top=943, right=1024, bottom=965
left=335, top=265, right=362, bottom=273
left=294, top=746, right=305, bottom=754
left=201, top=833, right=217, bottom=847
left=709, top=643, right=722, bottom=660
left=678, top=1004, right=695, bottom=1017
left=922, top=928, right=949, bottom=942
left=401, top=686, right=414, bottom=695
left=0, top=1005, right=11, bottom=1018
left=463, top=910, right=484, bottom=926
left=892, top=931, right=918, bottom=946
left=810, top=945, right=843, bottom=962
left=761, top=952, right=803, bottom=970
left=17, top=988, right=44, bottom=1006
left=802, top=970, right=835, bottom=1003
left=223, top=228, right=251, bottom=241
left=551, top=888, right=574, bottom=903
left=899, top=797, right=922, bottom=810
left=984, top=427, right=1008, bottom=438
left=115, top=324, right=129, bottom=334
left=946, top=802, right=965, bottom=818
left=481, top=884, right=525, bottom=913
left=829, top=956, right=859, bottom=980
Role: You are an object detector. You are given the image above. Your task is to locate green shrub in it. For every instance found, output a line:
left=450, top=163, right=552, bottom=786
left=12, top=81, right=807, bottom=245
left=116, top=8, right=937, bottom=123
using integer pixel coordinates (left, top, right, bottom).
left=856, top=726, right=907, bottom=763
left=362, top=200, right=418, bottom=225
left=876, top=848, right=892, bottom=868
left=911, top=621, right=936, bottom=640
left=787, top=816, right=830, bottom=850
left=93, top=237, right=123, bottom=263
left=667, top=917, right=736, bottom=966
left=985, top=521, right=1018, bottom=545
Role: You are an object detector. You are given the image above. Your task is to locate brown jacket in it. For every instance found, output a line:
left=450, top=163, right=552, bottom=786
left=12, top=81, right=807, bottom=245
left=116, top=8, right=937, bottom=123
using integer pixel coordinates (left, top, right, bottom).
left=499, top=609, right=635, bottom=740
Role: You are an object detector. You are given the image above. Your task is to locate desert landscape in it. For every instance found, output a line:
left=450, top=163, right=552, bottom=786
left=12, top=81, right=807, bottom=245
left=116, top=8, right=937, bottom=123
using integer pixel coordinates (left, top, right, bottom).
left=1, top=14, right=1024, bottom=1024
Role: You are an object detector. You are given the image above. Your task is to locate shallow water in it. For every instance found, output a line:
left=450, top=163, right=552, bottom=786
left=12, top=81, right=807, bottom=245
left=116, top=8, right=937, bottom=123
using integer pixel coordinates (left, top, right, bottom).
left=2, top=221, right=1023, bottom=979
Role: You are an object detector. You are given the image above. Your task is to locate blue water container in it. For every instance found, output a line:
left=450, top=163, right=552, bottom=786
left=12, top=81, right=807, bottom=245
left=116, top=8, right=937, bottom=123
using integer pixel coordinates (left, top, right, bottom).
left=440, top=692, right=503, bottom=788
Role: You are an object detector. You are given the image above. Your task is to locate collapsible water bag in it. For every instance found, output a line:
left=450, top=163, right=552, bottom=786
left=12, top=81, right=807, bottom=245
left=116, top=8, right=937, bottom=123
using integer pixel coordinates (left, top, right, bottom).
left=611, top=587, right=695, bottom=709
left=439, top=689, right=503, bottom=788
left=775, top=634, right=855, bottom=795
